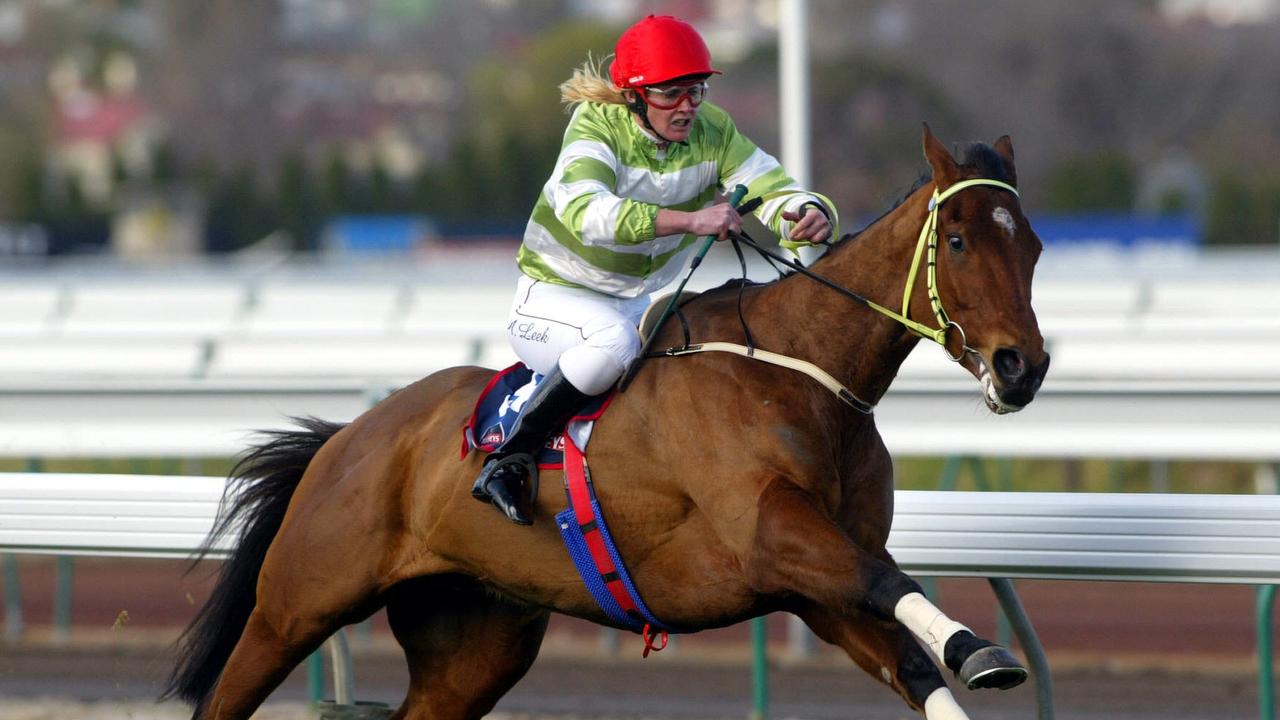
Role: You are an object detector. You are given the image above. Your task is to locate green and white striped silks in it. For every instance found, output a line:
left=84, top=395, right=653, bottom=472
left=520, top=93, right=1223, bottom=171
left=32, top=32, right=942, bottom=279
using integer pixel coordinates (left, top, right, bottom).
left=517, top=101, right=834, bottom=298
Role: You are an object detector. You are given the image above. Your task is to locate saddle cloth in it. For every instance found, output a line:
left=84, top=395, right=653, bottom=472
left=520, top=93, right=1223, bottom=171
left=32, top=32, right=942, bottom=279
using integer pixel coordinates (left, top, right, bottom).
left=461, top=362, right=608, bottom=465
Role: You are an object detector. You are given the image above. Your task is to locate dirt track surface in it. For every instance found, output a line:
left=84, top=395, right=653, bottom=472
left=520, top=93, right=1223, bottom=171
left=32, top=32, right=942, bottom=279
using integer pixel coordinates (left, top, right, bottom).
left=0, top=643, right=1259, bottom=720
left=0, top=557, right=1271, bottom=719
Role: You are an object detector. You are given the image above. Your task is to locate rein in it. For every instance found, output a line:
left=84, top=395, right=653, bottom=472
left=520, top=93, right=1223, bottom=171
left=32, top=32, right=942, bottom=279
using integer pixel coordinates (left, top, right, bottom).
left=736, top=178, right=1019, bottom=361
left=634, top=177, right=1018, bottom=413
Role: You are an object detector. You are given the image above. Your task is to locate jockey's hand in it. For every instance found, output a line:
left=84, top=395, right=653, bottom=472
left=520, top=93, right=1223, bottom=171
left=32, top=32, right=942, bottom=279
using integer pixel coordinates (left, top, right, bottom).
left=688, top=204, right=743, bottom=242
left=782, top=206, right=832, bottom=244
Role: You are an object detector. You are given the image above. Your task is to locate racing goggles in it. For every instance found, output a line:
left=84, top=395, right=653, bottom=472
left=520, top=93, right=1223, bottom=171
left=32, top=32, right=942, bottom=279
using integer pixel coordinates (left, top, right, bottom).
left=643, top=81, right=708, bottom=110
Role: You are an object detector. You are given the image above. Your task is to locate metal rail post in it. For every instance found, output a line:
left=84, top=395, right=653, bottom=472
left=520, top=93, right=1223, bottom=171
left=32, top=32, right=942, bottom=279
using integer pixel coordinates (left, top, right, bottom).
left=308, top=651, right=325, bottom=703
left=750, top=616, right=769, bottom=720
left=990, top=578, right=1054, bottom=720
left=1258, top=462, right=1279, bottom=720
left=1259, top=584, right=1276, bottom=720
left=328, top=630, right=355, bottom=705
left=53, top=556, right=73, bottom=644
left=3, top=555, right=21, bottom=640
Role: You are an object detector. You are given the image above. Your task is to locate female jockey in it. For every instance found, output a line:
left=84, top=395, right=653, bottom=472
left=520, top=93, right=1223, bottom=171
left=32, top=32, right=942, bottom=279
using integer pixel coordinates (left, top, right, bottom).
left=473, top=14, right=837, bottom=525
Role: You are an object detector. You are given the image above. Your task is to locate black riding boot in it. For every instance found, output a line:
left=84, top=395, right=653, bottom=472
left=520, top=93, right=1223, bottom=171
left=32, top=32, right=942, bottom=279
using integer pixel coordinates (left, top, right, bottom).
left=471, top=364, right=594, bottom=525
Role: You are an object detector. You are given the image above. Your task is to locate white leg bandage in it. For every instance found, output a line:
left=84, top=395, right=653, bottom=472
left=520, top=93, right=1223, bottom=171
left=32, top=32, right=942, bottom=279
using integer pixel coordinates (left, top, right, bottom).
left=924, top=687, right=970, bottom=720
left=894, top=592, right=970, bottom=664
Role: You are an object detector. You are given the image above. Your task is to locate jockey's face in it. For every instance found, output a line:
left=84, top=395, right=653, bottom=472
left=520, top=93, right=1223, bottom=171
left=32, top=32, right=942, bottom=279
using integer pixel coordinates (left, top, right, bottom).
left=632, top=80, right=705, bottom=144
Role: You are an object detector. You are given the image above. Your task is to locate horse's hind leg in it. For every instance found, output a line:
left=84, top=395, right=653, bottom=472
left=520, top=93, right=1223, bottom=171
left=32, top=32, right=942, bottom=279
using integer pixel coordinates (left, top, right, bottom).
left=198, top=486, right=389, bottom=716
left=199, top=565, right=384, bottom=720
left=798, top=603, right=970, bottom=719
left=197, top=605, right=339, bottom=719
left=385, top=575, right=550, bottom=720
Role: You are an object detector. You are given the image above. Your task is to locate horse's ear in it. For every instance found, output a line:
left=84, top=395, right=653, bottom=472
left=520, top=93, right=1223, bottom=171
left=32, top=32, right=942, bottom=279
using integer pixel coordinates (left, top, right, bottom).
left=922, top=123, right=960, bottom=187
left=993, top=135, right=1018, bottom=186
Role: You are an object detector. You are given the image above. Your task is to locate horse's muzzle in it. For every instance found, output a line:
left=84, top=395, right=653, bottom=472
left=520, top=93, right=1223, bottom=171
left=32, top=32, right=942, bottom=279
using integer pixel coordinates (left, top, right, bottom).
left=984, top=347, right=1050, bottom=413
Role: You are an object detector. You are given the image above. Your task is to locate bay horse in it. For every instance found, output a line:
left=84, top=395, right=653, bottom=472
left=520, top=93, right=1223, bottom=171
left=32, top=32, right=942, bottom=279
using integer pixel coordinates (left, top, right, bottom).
left=165, top=125, right=1049, bottom=720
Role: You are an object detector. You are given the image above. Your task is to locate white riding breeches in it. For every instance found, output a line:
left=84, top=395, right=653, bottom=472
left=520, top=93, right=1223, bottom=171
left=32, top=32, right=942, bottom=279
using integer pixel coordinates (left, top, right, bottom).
left=506, top=275, right=649, bottom=396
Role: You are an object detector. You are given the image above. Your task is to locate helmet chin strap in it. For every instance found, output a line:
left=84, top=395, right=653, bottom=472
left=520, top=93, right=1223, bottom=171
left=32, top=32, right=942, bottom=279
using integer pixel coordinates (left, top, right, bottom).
left=627, top=93, right=677, bottom=145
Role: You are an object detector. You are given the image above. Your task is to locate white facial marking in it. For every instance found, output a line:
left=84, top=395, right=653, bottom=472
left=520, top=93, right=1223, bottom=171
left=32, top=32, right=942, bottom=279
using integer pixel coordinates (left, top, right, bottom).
left=880, top=666, right=893, bottom=684
left=992, top=206, right=1016, bottom=237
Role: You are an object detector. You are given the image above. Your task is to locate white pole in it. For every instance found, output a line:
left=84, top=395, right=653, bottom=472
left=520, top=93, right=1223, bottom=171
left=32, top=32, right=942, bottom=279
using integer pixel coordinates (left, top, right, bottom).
left=779, top=0, right=810, bottom=187
left=779, top=0, right=821, bottom=265
left=780, top=0, right=820, bottom=659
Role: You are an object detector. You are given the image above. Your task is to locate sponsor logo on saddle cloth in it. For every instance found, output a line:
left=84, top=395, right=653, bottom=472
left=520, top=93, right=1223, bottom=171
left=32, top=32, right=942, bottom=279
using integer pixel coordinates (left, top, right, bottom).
left=462, top=363, right=602, bottom=466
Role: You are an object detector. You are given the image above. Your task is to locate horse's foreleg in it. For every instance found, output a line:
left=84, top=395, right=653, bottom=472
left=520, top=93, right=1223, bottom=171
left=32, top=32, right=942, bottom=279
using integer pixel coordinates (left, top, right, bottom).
left=750, top=479, right=1025, bottom=696
left=797, top=603, right=971, bottom=720
left=385, top=577, right=549, bottom=720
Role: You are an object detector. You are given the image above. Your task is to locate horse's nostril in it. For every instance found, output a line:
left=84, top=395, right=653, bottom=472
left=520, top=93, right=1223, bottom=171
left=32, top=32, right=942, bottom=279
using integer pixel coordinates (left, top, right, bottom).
left=993, top=348, right=1026, bottom=382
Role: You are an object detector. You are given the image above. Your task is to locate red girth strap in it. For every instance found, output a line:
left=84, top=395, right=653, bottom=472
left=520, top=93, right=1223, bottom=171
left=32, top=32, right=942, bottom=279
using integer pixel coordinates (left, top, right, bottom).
left=564, top=434, right=643, bottom=623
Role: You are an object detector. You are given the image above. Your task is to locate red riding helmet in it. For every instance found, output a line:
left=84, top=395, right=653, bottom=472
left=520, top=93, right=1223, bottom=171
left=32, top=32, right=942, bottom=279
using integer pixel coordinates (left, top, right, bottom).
left=609, top=15, right=721, bottom=89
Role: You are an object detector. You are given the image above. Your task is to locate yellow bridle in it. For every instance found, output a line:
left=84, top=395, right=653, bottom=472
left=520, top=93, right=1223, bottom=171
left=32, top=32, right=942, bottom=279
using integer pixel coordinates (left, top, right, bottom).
left=649, top=177, right=1022, bottom=412
left=860, top=178, right=1020, bottom=360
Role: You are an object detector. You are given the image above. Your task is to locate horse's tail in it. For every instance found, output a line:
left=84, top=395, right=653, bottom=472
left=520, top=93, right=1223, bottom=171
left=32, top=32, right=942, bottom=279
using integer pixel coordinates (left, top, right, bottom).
left=161, top=416, right=346, bottom=712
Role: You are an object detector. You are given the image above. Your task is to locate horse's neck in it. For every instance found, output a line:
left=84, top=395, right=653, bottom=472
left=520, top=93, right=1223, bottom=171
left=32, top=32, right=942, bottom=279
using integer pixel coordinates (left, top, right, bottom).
left=752, top=189, right=931, bottom=406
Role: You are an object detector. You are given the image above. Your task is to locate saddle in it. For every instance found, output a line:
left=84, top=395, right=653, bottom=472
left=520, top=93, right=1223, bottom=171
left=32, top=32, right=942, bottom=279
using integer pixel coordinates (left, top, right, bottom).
left=461, top=364, right=608, bottom=466
left=637, top=290, right=701, bottom=344
left=464, top=288, right=703, bottom=460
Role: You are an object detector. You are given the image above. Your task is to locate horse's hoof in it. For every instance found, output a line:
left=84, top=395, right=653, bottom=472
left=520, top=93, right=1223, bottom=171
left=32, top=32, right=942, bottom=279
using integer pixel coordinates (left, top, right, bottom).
left=958, top=645, right=1028, bottom=690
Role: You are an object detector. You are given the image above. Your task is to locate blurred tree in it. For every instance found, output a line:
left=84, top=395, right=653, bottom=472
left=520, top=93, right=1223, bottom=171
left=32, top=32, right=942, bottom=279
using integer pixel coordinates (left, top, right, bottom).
left=368, top=162, right=395, bottom=214
left=1263, top=179, right=1280, bottom=247
left=151, top=141, right=178, bottom=184
left=0, top=147, right=45, bottom=222
left=43, top=175, right=110, bottom=254
left=1156, top=189, right=1190, bottom=216
left=320, top=151, right=354, bottom=217
left=1204, top=170, right=1280, bottom=246
left=204, top=165, right=273, bottom=252
left=806, top=50, right=966, bottom=221
left=110, top=151, right=130, bottom=188
left=1044, top=153, right=1135, bottom=212
left=434, top=138, right=486, bottom=223
left=275, top=153, right=322, bottom=251
left=438, top=20, right=617, bottom=227
left=408, top=165, right=440, bottom=217
left=0, top=104, right=45, bottom=221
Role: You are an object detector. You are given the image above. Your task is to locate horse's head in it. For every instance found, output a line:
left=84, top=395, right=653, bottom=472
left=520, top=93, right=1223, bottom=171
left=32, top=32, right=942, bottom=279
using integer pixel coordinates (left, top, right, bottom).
left=917, top=125, right=1049, bottom=413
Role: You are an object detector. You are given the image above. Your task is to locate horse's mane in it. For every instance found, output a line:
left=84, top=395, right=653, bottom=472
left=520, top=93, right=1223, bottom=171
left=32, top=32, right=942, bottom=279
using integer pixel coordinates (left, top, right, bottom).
left=832, top=141, right=1013, bottom=247
left=699, top=275, right=763, bottom=296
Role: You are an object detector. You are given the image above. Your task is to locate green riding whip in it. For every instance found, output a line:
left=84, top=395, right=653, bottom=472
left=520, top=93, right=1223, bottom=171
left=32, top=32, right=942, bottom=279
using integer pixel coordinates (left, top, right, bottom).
left=619, top=184, right=754, bottom=391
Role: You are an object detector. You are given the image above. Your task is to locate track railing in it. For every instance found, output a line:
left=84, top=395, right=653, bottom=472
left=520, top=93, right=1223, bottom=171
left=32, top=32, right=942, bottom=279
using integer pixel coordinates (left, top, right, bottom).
left=5, top=473, right=1280, bottom=718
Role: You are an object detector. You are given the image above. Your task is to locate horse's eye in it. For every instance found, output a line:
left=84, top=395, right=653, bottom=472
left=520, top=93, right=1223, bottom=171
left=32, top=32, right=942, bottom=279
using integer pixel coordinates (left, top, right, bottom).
left=948, top=234, right=964, bottom=252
